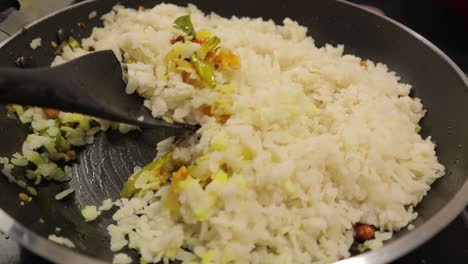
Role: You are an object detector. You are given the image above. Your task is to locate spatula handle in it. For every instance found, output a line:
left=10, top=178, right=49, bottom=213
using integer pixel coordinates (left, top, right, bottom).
left=0, top=67, right=77, bottom=109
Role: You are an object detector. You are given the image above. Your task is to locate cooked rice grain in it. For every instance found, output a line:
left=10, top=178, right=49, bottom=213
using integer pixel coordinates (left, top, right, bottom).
left=54, top=3, right=444, bottom=264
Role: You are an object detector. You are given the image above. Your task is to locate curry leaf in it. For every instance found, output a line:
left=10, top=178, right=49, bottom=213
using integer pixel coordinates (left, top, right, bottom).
left=173, top=15, right=196, bottom=38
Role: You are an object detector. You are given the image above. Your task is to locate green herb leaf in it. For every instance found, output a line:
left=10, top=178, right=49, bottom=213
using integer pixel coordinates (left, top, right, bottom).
left=415, top=125, right=421, bottom=133
left=68, top=36, right=81, bottom=49
left=173, top=15, right=196, bottom=38
left=197, top=36, right=221, bottom=59
left=120, top=153, right=173, bottom=198
left=190, top=53, right=216, bottom=88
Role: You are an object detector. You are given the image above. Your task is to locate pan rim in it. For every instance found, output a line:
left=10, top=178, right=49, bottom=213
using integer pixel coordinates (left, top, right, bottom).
left=0, top=0, right=467, bottom=263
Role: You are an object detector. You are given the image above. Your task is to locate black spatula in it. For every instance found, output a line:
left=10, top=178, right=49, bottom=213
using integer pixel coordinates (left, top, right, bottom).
left=0, top=50, right=194, bottom=129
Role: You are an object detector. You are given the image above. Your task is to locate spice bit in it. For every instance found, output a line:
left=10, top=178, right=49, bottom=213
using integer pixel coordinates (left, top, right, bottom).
left=354, top=223, right=376, bottom=242
left=66, top=149, right=77, bottom=160
left=138, top=5, right=145, bottom=11
left=19, top=192, right=32, bottom=202
left=88, top=46, right=95, bottom=52
left=21, top=27, right=28, bottom=33
left=5, top=105, right=18, bottom=119
left=50, top=41, right=58, bottom=49
left=43, top=108, right=61, bottom=119
left=218, top=114, right=230, bottom=124
left=360, top=59, right=368, bottom=68
left=14, top=56, right=31, bottom=68
left=78, top=21, right=87, bottom=28
left=200, top=105, right=212, bottom=116
left=15, top=57, right=22, bottom=67
left=170, top=36, right=184, bottom=45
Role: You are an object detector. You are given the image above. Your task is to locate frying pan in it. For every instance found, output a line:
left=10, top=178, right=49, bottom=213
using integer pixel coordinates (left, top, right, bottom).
left=0, top=0, right=467, bottom=263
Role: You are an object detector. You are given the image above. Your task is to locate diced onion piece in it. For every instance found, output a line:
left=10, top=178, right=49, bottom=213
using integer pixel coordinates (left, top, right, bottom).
left=81, top=205, right=101, bottom=222
left=55, top=188, right=75, bottom=200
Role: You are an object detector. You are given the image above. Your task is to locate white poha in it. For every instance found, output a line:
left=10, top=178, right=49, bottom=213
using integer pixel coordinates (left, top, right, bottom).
left=30, top=37, right=42, bottom=49
left=6, top=2, right=445, bottom=264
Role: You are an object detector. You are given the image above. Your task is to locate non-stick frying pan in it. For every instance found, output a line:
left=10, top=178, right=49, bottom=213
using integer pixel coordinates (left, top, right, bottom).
left=0, top=0, right=467, bottom=263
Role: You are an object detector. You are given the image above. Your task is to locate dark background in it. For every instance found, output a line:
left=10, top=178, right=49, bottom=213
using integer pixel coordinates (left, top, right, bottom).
left=0, top=0, right=466, bottom=263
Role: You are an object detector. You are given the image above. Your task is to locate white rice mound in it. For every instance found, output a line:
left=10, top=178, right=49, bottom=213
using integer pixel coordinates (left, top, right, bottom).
left=54, top=3, right=445, bottom=264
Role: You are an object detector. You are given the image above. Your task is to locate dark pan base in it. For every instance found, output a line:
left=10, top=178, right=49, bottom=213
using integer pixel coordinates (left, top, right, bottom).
left=0, top=0, right=467, bottom=263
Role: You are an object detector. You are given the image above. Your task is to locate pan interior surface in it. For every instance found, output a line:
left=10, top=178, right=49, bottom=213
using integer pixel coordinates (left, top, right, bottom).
left=0, top=0, right=467, bottom=263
